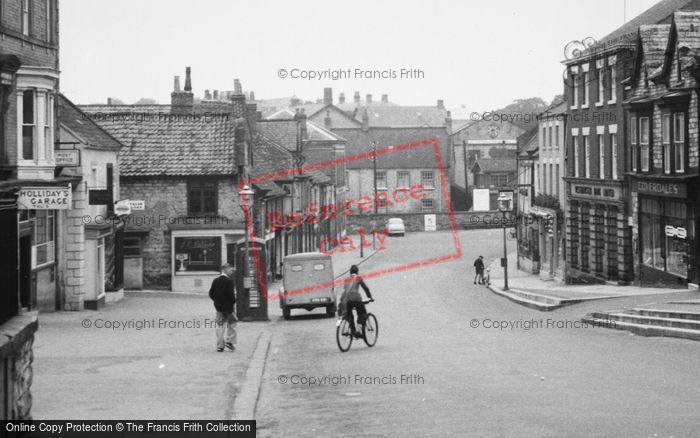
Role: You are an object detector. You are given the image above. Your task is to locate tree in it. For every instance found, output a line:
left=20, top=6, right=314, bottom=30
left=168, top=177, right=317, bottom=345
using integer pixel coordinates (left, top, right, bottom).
left=491, top=97, right=548, bottom=130
left=133, top=97, right=157, bottom=105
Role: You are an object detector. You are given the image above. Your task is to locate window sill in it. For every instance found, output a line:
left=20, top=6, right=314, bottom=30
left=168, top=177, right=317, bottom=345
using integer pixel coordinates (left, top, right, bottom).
left=595, top=102, right=604, bottom=108
left=607, top=99, right=617, bottom=105
left=581, top=105, right=589, bottom=110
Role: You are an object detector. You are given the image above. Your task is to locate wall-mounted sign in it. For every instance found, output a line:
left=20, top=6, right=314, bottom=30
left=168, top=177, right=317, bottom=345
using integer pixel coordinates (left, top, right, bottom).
left=175, top=254, right=189, bottom=261
left=114, top=200, right=132, bottom=216
left=665, top=225, right=687, bottom=239
left=636, top=181, right=686, bottom=198
left=54, top=150, right=80, bottom=166
left=18, top=186, right=71, bottom=210
left=424, top=214, right=437, bottom=231
left=129, top=200, right=145, bottom=210
left=89, top=189, right=112, bottom=205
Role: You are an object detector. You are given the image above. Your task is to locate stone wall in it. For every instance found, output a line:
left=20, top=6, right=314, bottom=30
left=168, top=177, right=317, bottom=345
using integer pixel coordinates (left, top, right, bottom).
left=60, top=182, right=88, bottom=310
left=0, top=313, right=38, bottom=420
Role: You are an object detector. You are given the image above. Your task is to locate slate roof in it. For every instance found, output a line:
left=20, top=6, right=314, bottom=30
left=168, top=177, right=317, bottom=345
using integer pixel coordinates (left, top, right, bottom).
left=58, top=95, right=123, bottom=151
left=580, top=0, right=700, bottom=58
left=333, top=127, right=450, bottom=170
left=256, top=119, right=299, bottom=152
left=673, top=10, right=700, bottom=48
left=639, top=24, right=673, bottom=79
left=250, top=134, right=295, bottom=179
left=471, top=158, right=517, bottom=174
left=261, top=110, right=346, bottom=143
left=92, top=116, right=236, bottom=177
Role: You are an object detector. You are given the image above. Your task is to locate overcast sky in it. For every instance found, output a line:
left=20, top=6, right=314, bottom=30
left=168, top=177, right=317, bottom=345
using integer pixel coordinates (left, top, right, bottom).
left=60, top=0, right=659, bottom=115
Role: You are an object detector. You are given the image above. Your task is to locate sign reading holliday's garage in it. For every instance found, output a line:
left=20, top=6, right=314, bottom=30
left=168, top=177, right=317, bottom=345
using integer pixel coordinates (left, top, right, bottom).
left=18, top=186, right=72, bottom=210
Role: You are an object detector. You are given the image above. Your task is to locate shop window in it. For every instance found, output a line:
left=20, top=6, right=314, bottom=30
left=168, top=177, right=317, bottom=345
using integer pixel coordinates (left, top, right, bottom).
left=174, top=236, right=221, bottom=273
left=34, top=210, right=55, bottom=267
left=188, top=181, right=218, bottom=215
left=640, top=198, right=694, bottom=278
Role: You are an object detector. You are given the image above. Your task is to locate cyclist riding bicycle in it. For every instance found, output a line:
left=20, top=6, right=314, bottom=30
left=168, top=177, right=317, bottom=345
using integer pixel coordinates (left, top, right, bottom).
left=339, top=265, right=373, bottom=339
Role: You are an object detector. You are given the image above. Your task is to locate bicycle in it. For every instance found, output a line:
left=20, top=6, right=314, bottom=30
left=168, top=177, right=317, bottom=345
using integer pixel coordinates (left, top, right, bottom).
left=336, top=300, right=378, bottom=352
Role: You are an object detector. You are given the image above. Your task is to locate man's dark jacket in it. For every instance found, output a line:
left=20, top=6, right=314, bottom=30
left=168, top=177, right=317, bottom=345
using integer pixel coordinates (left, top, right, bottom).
left=474, top=258, right=484, bottom=270
left=209, top=275, right=236, bottom=313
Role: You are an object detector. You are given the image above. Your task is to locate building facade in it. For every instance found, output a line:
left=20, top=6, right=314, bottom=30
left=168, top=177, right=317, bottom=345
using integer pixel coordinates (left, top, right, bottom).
left=625, top=16, right=700, bottom=287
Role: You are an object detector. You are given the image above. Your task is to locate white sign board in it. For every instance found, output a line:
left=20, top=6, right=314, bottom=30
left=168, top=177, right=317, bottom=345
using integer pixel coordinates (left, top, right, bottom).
left=54, top=150, right=80, bottom=166
left=472, top=189, right=491, bottom=212
left=114, top=200, right=132, bottom=216
left=129, top=200, right=145, bottom=210
left=18, top=186, right=72, bottom=210
left=424, top=214, right=437, bottom=231
left=665, top=225, right=687, bottom=239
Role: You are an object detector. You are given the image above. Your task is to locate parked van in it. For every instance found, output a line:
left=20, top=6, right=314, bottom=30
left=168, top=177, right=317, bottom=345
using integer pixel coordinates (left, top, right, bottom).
left=279, top=252, right=336, bottom=320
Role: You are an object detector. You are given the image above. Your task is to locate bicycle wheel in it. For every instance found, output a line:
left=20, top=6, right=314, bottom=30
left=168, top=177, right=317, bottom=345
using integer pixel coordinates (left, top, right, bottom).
left=362, top=313, right=378, bottom=347
left=336, top=318, right=353, bottom=352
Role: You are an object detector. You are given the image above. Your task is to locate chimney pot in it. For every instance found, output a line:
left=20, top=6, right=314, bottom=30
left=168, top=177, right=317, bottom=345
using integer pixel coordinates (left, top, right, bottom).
left=233, top=79, right=243, bottom=95
left=381, top=94, right=388, bottom=103
left=184, top=67, right=192, bottom=92
left=213, top=90, right=219, bottom=100
left=366, top=94, right=372, bottom=104
left=437, top=99, right=444, bottom=109
left=173, top=76, right=181, bottom=92
left=323, top=87, right=333, bottom=105
left=205, top=89, right=211, bottom=100
left=339, top=92, right=345, bottom=104
left=354, top=91, right=360, bottom=104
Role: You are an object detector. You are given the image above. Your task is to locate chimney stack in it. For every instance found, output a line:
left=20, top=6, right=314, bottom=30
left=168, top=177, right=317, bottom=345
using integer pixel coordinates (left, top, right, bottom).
left=249, top=91, right=255, bottom=101
left=205, top=89, right=211, bottom=100
left=213, top=90, right=219, bottom=100
left=361, top=108, right=369, bottom=131
left=324, top=110, right=332, bottom=129
left=230, top=78, right=246, bottom=118
left=366, top=94, right=373, bottom=104
left=323, top=87, right=333, bottom=105
left=299, top=109, right=308, bottom=140
left=233, top=78, right=243, bottom=95
left=437, top=99, right=444, bottom=109
left=171, top=67, right=194, bottom=114
left=184, top=66, right=192, bottom=92
left=107, top=97, right=112, bottom=105
left=354, top=91, right=360, bottom=104
left=381, top=94, right=388, bottom=104
left=339, top=92, right=345, bottom=104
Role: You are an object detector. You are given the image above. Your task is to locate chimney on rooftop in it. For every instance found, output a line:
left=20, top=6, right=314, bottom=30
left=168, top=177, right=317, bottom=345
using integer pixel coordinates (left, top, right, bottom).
left=205, top=89, right=212, bottom=100
left=437, top=99, right=444, bottom=109
left=324, top=110, right=332, bottom=129
left=339, top=92, right=345, bottom=104
left=323, top=87, right=333, bottom=105
left=213, top=90, right=219, bottom=100
left=366, top=94, right=373, bottom=104
left=249, top=91, right=255, bottom=101
left=107, top=97, right=112, bottom=105
left=354, top=91, right=360, bottom=104
left=361, top=108, right=369, bottom=131
left=381, top=94, right=388, bottom=104
left=171, top=67, right=194, bottom=114
left=231, top=78, right=246, bottom=118
left=445, top=110, right=452, bottom=134
left=184, top=66, right=192, bottom=92
left=233, top=79, right=243, bottom=95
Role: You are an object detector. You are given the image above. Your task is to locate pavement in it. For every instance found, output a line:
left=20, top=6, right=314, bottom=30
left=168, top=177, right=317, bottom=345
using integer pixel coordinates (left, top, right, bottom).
left=487, top=250, right=698, bottom=310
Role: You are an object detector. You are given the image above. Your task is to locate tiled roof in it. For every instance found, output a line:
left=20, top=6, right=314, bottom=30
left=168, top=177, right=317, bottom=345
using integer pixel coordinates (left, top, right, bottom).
left=471, top=158, right=517, bottom=174
left=640, top=24, right=672, bottom=76
left=673, top=10, right=700, bottom=48
left=582, top=0, right=700, bottom=56
left=256, top=119, right=299, bottom=152
left=92, top=116, right=236, bottom=177
left=262, top=110, right=346, bottom=143
left=250, top=134, right=295, bottom=179
left=78, top=102, right=239, bottom=115
left=333, top=127, right=450, bottom=170
left=58, top=95, right=123, bottom=151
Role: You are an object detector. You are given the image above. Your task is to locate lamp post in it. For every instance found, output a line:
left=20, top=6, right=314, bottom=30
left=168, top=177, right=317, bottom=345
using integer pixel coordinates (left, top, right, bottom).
left=239, top=184, right=255, bottom=289
left=498, top=192, right=511, bottom=291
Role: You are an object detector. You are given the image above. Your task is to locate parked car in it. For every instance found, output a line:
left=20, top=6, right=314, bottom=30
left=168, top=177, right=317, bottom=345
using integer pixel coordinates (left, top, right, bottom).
left=386, top=218, right=406, bottom=236
left=279, top=252, right=337, bottom=320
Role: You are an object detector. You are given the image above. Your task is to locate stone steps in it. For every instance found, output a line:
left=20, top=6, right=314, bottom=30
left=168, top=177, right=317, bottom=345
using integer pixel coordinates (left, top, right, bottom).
left=582, top=308, right=700, bottom=341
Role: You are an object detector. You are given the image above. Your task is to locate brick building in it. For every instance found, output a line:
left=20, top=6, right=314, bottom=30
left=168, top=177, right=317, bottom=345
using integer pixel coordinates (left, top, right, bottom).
left=624, top=14, right=700, bottom=287
left=0, top=0, right=60, bottom=420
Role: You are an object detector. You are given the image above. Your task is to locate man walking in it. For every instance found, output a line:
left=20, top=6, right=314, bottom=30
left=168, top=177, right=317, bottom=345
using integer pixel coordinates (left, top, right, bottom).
left=473, top=255, right=485, bottom=285
left=209, top=264, right=237, bottom=352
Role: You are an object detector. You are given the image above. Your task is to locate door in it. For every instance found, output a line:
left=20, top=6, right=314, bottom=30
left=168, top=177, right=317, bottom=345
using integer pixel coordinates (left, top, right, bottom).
left=19, top=235, right=32, bottom=309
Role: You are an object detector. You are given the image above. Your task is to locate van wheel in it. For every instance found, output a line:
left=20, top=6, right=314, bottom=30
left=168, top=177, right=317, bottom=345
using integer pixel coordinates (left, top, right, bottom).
left=326, top=305, right=336, bottom=317
left=283, top=307, right=291, bottom=320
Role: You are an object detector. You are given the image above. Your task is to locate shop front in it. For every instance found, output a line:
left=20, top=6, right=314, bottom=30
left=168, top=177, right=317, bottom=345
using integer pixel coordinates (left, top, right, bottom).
left=170, top=224, right=245, bottom=293
left=632, top=177, right=698, bottom=287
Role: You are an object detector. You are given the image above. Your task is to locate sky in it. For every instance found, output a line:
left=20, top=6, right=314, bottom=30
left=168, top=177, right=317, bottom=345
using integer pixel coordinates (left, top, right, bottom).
left=60, top=0, right=660, bottom=116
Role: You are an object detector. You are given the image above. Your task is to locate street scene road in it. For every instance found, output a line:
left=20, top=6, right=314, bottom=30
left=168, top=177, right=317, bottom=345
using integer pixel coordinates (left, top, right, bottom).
left=256, top=229, right=700, bottom=437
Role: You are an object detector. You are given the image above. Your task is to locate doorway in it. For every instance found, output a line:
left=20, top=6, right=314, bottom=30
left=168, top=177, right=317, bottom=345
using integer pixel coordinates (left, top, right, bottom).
left=19, top=235, right=32, bottom=309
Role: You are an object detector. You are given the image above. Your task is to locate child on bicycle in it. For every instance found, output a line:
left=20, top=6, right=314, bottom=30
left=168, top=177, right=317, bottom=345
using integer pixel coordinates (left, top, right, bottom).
left=339, top=265, right=373, bottom=338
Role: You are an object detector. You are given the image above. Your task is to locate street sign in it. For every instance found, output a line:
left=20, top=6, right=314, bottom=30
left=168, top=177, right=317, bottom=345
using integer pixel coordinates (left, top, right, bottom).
left=54, top=149, right=80, bottom=166
left=89, top=190, right=112, bottom=205
left=18, top=186, right=72, bottom=210
left=129, top=200, right=145, bottom=210
left=114, top=199, right=132, bottom=216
